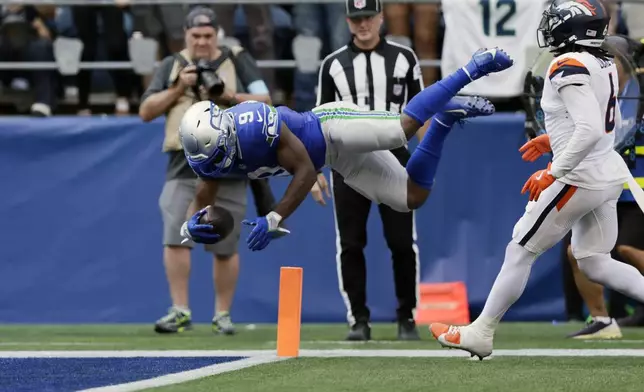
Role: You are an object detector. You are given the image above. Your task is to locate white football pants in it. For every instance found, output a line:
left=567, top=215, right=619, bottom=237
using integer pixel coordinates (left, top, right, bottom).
left=313, top=102, right=411, bottom=212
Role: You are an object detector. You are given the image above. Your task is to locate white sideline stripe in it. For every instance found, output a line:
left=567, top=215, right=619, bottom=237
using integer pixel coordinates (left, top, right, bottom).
left=0, top=343, right=115, bottom=346
left=301, top=349, right=644, bottom=357
left=0, top=350, right=274, bottom=358
left=2, top=349, right=644, bottom=358
left=77, top=355, right=285, bottom=392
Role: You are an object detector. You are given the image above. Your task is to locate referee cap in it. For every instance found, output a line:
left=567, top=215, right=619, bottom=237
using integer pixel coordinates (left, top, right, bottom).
left=184, top=6, right=219, bottom=30
left=346, top=0, right=382, bottom=18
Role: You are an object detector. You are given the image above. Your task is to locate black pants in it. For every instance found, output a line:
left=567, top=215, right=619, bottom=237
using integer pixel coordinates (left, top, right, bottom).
left=0, top=38, right=57, bottom=107
left=71, top=6, right=133, bottom=109
left=332, top=168, right=418, bottom=324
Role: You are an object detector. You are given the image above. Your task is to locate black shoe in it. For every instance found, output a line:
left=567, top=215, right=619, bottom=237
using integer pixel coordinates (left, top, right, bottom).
left=154, top=307, right=193, bottom=333
left=346, top=322, right=371, bottom=341
left=397, top=319, right=420, bottom=340
left=617, top=306, right=644, bottom=327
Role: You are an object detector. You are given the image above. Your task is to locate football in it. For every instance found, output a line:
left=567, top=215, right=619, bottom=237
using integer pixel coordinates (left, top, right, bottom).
left=199, top=205, right=235, bottom=240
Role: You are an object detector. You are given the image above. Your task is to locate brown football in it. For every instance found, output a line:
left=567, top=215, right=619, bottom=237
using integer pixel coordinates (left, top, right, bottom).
left=199, top=205, right=235, bottom=240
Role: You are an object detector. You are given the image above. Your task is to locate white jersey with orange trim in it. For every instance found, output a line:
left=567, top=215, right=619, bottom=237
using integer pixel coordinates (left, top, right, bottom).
left=541, top=51, right=631, bottom=190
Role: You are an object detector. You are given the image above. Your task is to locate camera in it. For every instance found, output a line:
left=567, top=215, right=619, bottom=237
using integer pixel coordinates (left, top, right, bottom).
left=195, top=59, right=225, bottom=97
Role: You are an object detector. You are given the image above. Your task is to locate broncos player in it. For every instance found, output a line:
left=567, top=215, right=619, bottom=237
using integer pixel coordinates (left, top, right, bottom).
left=178, top=47, right=514, bottom=251
left=430, top=0, right=644, bottom=359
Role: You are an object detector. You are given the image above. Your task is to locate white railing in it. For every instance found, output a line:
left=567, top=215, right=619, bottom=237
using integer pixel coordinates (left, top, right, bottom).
left=0, top=0, right=630, bottom=4
left=2, top=0, right=444, bottom=4
left=0, top=0, right=629, bottom=72
left=0, top=59, right=441, bottom=70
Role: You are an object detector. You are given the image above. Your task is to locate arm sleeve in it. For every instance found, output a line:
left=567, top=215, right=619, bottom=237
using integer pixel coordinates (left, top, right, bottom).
left=140, top=56, right=175, bottom=102
left=315, top=56, right=337, bottom=106
left=405, top=49, right=424, bottom=99
left=549, top=82, right=605, bottom=179
left=233, top=48, right=269, bottom=94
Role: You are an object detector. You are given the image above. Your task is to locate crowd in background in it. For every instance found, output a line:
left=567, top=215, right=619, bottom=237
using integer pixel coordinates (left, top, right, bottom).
left=0, top=2, right=444, bottom=116
left=2, top=2, right=643, bottom=116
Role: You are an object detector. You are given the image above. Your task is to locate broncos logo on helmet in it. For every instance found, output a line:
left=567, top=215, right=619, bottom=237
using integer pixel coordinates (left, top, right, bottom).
left=537, top=0, right=609, bottom=50
left=179, top=100, right=238, bottom=176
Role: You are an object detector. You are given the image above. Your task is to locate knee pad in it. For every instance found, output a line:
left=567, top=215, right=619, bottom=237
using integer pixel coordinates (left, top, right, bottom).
left=571, top=245, right=604, bottom=263
left=504, top=242, right=538, bottom=268
left=576, top=254, right=609, bottom=282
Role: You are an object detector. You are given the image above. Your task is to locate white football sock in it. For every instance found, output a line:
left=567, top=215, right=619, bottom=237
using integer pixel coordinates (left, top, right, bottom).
left=593, top=316, right=612, bottom=324
left=577, top=254, right=644, bottom=303
left=471, top=241, right=538, bottom=336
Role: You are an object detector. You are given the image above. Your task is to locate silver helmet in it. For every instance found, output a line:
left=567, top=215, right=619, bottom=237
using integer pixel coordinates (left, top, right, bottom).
left=179, top=100, right=237, bottom=176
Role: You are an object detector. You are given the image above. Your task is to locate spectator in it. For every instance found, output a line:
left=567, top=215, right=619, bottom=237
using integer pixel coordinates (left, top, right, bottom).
left=440, top=0, right=545, bottom=111
left=211, top=4, right=276, bottom=100
left=621, top=2, right=644, bottom=40
left=383, top=0, right=440, bottom=85
left=291, top=2, right=351, bottom=111
left=0, top=5, right=57, bottom=116
left=130, top=3, right=190, bottom=58
left=138, top=7, right=275, bottom=335
left=71, top=4, right=132, bottom=115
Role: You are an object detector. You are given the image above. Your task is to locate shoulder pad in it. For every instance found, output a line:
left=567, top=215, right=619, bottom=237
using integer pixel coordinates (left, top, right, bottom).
left=548, top=55, right=590, bottom=81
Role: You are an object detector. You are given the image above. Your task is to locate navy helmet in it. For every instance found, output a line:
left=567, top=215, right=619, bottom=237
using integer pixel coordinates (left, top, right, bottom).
left=537, top=0, right=610, bottom=50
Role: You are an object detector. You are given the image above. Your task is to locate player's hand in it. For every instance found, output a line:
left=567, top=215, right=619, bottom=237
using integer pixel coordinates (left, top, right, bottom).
left=310, top=173, right=330, bottom=206
left=521, top=162, right=555, bottom=202
left=242, top=212, right=291, bottom=251
left=180, top=207, right=221, bottom=244
left=519, top=134, right=551, bottom=162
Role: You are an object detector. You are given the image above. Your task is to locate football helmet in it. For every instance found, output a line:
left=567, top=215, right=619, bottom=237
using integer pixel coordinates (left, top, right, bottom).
left=537, top=0, right=610, bottom=50
left=179, top=100, right=237, bottom=176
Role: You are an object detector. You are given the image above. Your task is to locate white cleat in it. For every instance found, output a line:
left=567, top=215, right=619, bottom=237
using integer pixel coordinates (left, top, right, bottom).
left=429, top=323, right=493, bottom=360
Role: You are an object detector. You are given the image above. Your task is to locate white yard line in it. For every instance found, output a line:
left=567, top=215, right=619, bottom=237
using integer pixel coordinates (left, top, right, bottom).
left=0, top=350, right=272, bottom=358
left=298, top=348, right=644, bottom=357
left=4, top=349, right=644, bottom=391
left=76, top=355, right=285, bottom=392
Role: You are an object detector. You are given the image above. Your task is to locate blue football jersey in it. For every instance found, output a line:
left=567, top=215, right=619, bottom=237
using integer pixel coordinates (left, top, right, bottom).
left=207, top=101, right=326, bottom=180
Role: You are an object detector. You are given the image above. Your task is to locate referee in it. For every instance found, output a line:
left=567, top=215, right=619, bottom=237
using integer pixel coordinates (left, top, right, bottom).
left=312, top=0, right=426, bottom=341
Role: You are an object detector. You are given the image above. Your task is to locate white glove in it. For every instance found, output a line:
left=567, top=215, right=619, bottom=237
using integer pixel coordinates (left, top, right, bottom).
left=180, top=221, right=192, bottom=244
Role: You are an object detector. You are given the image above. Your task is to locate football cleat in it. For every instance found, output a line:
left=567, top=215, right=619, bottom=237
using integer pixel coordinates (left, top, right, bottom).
left=430, top=323, right=493, bottom=360
left=463, top=47, right=514, bottom=81
left=567, top=318, right=622, bottom=340
left=346, top=321, right=371, bottom=341
left=438, top=96, right=495, bottom=123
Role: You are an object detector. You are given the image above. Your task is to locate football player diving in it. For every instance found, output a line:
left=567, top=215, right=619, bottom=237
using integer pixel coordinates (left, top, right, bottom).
left=178, top=48, right=514, bottom=251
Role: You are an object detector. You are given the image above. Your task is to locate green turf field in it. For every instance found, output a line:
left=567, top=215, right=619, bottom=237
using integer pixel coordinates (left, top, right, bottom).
left=2, top=322, right=644, bottom=391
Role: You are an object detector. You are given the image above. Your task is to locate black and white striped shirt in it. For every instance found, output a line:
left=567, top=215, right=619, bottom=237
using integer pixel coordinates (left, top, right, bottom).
left=315, top=37, right=424, bottom=164
left=316, top=37, right=424, bottom=113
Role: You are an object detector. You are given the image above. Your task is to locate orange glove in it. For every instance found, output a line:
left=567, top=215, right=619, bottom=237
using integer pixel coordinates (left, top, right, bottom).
left=521, top=162, right=555, bottom=202
left=519, top=134, right=551, bottom=162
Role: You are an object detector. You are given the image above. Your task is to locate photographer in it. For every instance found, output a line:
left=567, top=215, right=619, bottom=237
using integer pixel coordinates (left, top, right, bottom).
left=139, top=7, right=274, bottom=335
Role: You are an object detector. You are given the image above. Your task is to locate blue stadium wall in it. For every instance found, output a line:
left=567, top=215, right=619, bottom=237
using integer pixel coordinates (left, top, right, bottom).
left=0, top=113, right=565, bottom=324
